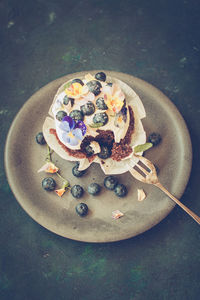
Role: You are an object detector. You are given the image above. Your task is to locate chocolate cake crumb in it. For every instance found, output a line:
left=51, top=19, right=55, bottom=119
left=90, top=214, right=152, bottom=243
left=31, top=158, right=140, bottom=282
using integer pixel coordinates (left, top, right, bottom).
left=80, top=136, right=95, bottom=152
left=95, top=130, right=114, bottom=147
left=111, top=144, right=132, bottom=161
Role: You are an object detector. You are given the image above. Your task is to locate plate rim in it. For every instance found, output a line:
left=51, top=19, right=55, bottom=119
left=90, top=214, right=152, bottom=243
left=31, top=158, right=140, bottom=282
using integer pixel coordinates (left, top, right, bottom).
left=4, top=71, right=193, bottom=242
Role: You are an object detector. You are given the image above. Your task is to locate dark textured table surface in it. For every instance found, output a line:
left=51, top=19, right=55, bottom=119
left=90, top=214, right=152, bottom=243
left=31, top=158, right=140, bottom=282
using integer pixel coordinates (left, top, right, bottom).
left=1, top=1, right=200, bottom=299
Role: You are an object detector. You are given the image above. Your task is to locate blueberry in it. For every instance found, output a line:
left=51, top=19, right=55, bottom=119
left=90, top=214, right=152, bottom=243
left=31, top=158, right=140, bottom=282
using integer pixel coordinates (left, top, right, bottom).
left=71, top=185, right=84, bottom=198
left=114, top=183, right=127, bottom=197
left=71, top=78, right=84, bottom=86
left=69, top=110, right=84, bottom=121
left=107, top=82, right=113, bottom=87
left=93, top=112, right=108, bottom=126
left=75, top=203, right=88, bottom=217
left=104, top=176, right=118, bottom=190
left=86, top=80, right=102, bottom=96
left=63, top=95, right=74, bottom=106
left=97, top=145, right=111, bottom=159
left=148, top=132, right=162, bottom=146
left=72, top=164, right=86, bottom=177
left=36, top=132, right=46, bottom=145
left=56, top=110, right=67, bottom=121
left=85, top=145, right=95, bottom=157
left=42, top=177, right=56, bottom=191
left=95, top=72, right=106, bottom=82
left=81, top=101, right=95, bottom=116
left=88, top=183, right=101, bottom=195
left=96, top=97, right=108, bottom=110
left=154, top=164, right=159, bottom=174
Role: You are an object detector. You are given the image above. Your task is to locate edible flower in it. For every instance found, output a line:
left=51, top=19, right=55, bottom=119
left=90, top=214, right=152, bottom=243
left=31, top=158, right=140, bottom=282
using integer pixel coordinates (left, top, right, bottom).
left=59, top=116, right=86, bottom=146
left=55, top=188, right=66, bottom=197
left=64, top=81, right=95, bottom=104
left=55, top=180, right=70, bottom=197
left=103, top=84, right=125, bottom=114
left=37, top=162, right=59, bottom=173
left=112, top=210, right=124, bottom=219
left=114, top=101, right=127, bottom=128
left=65, top=82, right=86, bottom=98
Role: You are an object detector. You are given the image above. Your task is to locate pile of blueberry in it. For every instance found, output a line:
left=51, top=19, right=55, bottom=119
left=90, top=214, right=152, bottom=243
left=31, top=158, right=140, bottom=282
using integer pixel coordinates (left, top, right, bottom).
left=57, top=72, right=111, bottom=129
left=70, top=177, right=127, bottom=217
left=70, top=163, right=129, bottom=217
left=70, top=183, right=101, bottom=217
left=71, top=182, right=102, bottom=217
left=104, top=176, right=127, bottom=197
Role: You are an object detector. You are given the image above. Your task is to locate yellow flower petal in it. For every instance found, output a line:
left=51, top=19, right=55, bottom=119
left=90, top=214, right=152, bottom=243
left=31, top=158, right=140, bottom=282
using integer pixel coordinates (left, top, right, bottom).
left=65, top=82, right=86, bottom=98
left=104, top=93, right=124, bottom=114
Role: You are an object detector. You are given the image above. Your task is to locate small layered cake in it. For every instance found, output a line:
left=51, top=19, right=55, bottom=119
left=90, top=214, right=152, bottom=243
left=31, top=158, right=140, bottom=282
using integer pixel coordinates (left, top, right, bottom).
left=43, top=72, right=146, bottom=174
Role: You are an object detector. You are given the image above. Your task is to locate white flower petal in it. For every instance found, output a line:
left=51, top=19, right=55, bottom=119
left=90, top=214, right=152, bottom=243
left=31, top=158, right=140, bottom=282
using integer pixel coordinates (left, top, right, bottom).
left=72, top=128, right=83, bottom=140
left=137, top=189, right=146, bottom=201
left=69, top=136, right=79, bottom=146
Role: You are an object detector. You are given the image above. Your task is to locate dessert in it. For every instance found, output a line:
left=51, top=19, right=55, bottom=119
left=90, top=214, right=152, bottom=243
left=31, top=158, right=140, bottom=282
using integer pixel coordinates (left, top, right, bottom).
left=43, top=72, right=146, bottom=175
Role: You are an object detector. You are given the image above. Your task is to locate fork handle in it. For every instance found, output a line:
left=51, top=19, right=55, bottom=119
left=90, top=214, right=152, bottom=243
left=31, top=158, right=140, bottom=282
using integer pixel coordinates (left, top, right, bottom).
left=155, top=182, right=200, bottom=225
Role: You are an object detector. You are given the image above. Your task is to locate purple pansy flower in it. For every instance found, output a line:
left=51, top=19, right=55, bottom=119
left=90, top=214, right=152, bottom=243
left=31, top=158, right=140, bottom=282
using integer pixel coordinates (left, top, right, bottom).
left=75, top=120, right=87, bottom=135
left=59, top=116, right=86, bottom=146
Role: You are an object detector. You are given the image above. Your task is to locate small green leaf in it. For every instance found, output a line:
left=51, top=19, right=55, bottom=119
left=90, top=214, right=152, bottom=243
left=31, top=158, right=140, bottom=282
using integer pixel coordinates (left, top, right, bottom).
left=134, top=143, right=153, bottom=153
left=89, top=122, right=104, bottom=128
left=63, top=81, right=72, bottom=89
left=62, top=180, right=70, bottom=189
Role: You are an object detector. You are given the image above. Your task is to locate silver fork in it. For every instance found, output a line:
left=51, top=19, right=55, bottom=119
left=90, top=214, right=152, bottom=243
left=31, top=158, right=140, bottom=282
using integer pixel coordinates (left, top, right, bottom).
left=129, top=155, right=200, bottom=225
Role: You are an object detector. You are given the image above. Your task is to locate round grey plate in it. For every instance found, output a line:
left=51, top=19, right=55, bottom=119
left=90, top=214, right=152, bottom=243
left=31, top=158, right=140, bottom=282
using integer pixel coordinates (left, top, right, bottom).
left=4, top=71, right=192, bottom=242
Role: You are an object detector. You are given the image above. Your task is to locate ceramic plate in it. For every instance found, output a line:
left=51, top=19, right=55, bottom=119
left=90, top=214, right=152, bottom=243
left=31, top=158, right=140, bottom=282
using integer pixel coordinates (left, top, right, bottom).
left=4, top=71, right=192, bottom=242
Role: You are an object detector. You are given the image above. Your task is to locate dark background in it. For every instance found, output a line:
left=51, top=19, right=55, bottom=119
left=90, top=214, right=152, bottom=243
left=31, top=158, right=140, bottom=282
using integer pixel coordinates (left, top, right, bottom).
left=1, top=0, right=200, bottom=299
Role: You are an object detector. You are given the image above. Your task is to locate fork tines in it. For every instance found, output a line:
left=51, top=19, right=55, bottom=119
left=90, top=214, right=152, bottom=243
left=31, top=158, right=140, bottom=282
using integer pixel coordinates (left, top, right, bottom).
left=134, top=161, right=151, bottom=176
left=129, top=155, right=158, bottom=183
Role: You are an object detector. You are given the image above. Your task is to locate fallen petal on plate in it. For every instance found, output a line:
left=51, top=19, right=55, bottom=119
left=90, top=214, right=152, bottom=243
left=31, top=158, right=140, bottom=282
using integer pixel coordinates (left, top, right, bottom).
left=55, top=188, right=66, bottom=197
left=37, top=162, right=59, bottom=173
left=137, top=189, right=146, bottom=201
left=112, top=210, right=124, bottom=219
